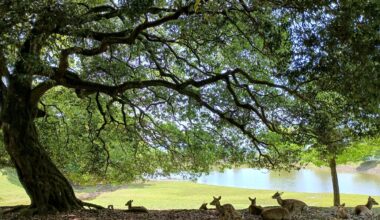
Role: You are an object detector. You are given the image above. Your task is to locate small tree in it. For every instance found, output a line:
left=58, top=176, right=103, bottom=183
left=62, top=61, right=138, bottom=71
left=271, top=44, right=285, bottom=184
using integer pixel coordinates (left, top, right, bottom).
left=295, top=92, right=353, bottom=206
left=283, top=0, right=380, bottom=206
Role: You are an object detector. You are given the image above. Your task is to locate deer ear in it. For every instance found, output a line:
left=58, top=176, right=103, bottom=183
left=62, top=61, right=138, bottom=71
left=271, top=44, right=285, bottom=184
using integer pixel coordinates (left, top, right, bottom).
left=249, top=197, right=252, bottom=201
left=218, top=196, right=221, bottom=200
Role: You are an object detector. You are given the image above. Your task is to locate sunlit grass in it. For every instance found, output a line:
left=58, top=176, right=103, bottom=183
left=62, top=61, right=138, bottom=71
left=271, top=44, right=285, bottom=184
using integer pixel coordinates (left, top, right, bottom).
left=0, top=169, right=379, bottom=215
left=0, top=168, right=30, bottom=206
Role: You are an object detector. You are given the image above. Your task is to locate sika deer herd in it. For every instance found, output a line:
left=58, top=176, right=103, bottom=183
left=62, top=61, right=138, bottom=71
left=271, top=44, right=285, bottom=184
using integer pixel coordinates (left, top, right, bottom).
left=104, top=194, right=378, bottom=219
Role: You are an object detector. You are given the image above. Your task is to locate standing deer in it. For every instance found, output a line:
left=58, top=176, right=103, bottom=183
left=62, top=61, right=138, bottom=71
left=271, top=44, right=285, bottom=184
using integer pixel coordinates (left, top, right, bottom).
left=210, top=196, right=241, bottom=220
left=354, top=196, right=378, bottom=217
left=261, top=207, right=291, bottom=220
left=125, top=200, right=149, bottom=213
left=248, top=197, right=263, bottom=215
left=335, top=203, right=349, bottom=219
left=272, top=192, right=307, bottom=213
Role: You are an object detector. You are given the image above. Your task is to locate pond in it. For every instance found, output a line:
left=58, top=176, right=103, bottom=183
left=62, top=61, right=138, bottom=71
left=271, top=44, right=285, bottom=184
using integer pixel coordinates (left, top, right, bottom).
left=196, top=168, right=380, bottom=196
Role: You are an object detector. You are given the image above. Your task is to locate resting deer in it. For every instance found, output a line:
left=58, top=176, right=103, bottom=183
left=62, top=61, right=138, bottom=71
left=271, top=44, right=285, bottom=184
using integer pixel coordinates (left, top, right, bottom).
left=125, top=200, right=149, bottom=213
left=335, top=203, right=349, bottom=219
left=261, top=207, right=291, bottom=220
left=107, top=205, right=114, bottom=210
left=199, top=203, right=208, bottom=210
left=210, top=196, right=241, bottom=220
left=272, top=192, right=307, bottom=213
left=354, top=196, right=378, bottom=217
left=248, top=197, right=263, bottom=215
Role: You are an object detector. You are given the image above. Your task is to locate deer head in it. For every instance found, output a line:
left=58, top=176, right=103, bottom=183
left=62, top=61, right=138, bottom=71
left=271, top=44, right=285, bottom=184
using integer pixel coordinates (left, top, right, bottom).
left=272, top=192, right=283, bottom=199
left=249, top=197, right=257, bottom=205
left=210, top=196, right=222, bottom=206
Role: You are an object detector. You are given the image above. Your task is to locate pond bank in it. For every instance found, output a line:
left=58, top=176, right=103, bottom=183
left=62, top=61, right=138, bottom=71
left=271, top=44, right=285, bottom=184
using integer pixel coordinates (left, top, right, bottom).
left=198, top=162, right=380, bottom=196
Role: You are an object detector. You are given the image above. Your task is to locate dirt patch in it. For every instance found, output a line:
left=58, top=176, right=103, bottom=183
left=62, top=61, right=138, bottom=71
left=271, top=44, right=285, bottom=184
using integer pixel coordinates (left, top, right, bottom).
left=75, top=184, right=130, bottom=201
left=335, top=163, right=380, bottom=177
left=1, top=207, right=379, bottom=220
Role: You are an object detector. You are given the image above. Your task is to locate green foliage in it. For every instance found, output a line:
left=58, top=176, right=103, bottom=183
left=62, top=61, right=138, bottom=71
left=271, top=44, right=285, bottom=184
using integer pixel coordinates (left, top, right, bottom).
left=35, top=87, right=232, bottom=184
left=337, top=137, right=380, bottom=163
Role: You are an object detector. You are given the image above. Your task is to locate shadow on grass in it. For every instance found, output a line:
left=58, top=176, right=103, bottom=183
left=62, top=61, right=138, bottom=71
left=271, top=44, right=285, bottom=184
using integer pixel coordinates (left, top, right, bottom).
left=74, top=182, right=153, bottom=200
left=2, top=168, right=23, bottom=188
left=74, top=182, right=152, bottom=193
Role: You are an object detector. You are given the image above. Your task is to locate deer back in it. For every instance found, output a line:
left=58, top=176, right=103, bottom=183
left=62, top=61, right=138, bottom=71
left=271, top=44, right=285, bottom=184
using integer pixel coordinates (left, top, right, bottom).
left=261, top=207, right=291, bottom=220
left=354, top=205, right=372, bottom=216
left=336, top=204, right=349, bottom=219
left=283, top=199, right=307, bottom=212
left=248, top=204, right=263, bottom=215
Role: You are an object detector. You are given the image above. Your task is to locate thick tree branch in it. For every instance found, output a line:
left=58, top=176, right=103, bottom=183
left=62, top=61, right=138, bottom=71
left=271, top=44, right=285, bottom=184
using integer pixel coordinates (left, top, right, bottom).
left=55, top=5, right=191, bottom=84
left=0, top=49, right=10, bottom=78
left=30, top=80, right=56, bottom=106
left=59, top=5, right=190, bottom=42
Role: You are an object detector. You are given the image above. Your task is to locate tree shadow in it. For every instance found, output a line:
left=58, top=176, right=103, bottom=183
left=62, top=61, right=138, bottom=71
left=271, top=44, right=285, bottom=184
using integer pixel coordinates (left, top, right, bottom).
left=2, top=168, right=23, bottom=188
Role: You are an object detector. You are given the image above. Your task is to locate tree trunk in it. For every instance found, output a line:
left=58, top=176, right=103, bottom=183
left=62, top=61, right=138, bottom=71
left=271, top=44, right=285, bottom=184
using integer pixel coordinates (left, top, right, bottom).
left=329, top=156, right=340, bottom=206
left=1, top=76, right=82, bottom=214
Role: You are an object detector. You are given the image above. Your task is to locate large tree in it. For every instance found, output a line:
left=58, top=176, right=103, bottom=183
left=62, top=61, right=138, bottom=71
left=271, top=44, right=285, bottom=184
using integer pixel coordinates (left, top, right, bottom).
left=0, top=0, right=378, bottom=215
left=0, top=0, right=315, bottom=214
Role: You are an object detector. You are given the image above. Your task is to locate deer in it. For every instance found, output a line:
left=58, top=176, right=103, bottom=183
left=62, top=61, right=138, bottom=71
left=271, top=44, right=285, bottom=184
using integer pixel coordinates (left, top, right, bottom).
left=107, top=205, right=114, bottom=210
left=335, top=203, right=349, bottom=219
left=199, top=203, right=208, bottom=210
left=210, top=196, right=241, bottom=220
left=354, top=196, right=378, bottom=217
left=272, top=192, right=307, bottom=213
left=125, top=200, right=149, bottom=213
left=248, top=197, right=264, bottom=215
left=261, top=207, right=292, bottom=220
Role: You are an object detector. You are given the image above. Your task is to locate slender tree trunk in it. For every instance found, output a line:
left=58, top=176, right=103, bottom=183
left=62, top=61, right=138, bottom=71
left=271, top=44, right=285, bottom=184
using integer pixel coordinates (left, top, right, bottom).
left=1, top=76, right=82, bottom=214
left=329, top=156, right=340, bottom=206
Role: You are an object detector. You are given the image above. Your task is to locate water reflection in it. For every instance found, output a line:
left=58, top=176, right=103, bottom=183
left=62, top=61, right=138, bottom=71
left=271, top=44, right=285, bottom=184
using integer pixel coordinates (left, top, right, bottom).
left=197, top=168, right=380, bottom=195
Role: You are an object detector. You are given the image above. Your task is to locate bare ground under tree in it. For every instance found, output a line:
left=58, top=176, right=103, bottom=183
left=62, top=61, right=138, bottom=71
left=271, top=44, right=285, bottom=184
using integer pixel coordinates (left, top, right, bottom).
left=1, top=206, right=379, bottom=220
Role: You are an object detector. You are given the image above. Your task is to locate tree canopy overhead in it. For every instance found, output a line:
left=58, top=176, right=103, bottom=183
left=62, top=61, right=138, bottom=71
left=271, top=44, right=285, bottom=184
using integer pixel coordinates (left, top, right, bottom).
left=0, top=0, right=378, bottom=215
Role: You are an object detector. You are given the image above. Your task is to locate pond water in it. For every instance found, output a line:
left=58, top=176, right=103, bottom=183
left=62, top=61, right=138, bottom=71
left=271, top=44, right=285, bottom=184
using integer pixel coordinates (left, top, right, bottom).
left=196, top=168, right=380, bottom=196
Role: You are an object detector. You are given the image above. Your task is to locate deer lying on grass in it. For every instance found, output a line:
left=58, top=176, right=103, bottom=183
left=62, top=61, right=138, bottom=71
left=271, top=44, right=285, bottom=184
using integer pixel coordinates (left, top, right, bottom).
left=199, top=203, right=208, bottom=210
left=210, top=196, right=241, bottom=220
left=272, top=192, right=307, bottom=213
left=248, top=197, right=263, bottom=215
left=125, top=200, right=149, bottom=213
left=261, top=207, right=291, bottom=220
left=354, top=196, right=378, bottom=217
left=335, top=203, right=349, bottom=219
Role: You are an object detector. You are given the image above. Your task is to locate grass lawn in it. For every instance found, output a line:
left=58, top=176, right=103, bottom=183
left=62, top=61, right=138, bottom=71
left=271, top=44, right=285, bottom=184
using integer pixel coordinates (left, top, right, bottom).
left=1, top=169, right=379, bottom=214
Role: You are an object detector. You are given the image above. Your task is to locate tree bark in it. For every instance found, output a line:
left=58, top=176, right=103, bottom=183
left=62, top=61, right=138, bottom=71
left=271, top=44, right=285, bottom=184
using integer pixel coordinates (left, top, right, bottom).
left=329, top=156, right=340, bottom=206
left=1, top=75, right=82, bottom=214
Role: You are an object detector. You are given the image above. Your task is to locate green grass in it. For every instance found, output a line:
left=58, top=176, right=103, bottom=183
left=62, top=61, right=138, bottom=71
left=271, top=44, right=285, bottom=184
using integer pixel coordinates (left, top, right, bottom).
left=0, top=168, right=30, bottom=206
left=1, top=169, right=379, bottom=215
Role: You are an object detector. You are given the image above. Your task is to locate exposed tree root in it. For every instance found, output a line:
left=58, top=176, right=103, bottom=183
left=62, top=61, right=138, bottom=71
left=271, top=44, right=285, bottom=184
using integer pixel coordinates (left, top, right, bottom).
left=1, top=200, right=104, bottom=218
left=2, top=205, right=29, bottom=214
left=79, top=200, right=105, bottom=210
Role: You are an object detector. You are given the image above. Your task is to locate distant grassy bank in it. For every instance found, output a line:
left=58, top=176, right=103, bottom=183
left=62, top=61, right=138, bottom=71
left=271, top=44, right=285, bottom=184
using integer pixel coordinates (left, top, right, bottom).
left=0, top=169, right=379, bottom=215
